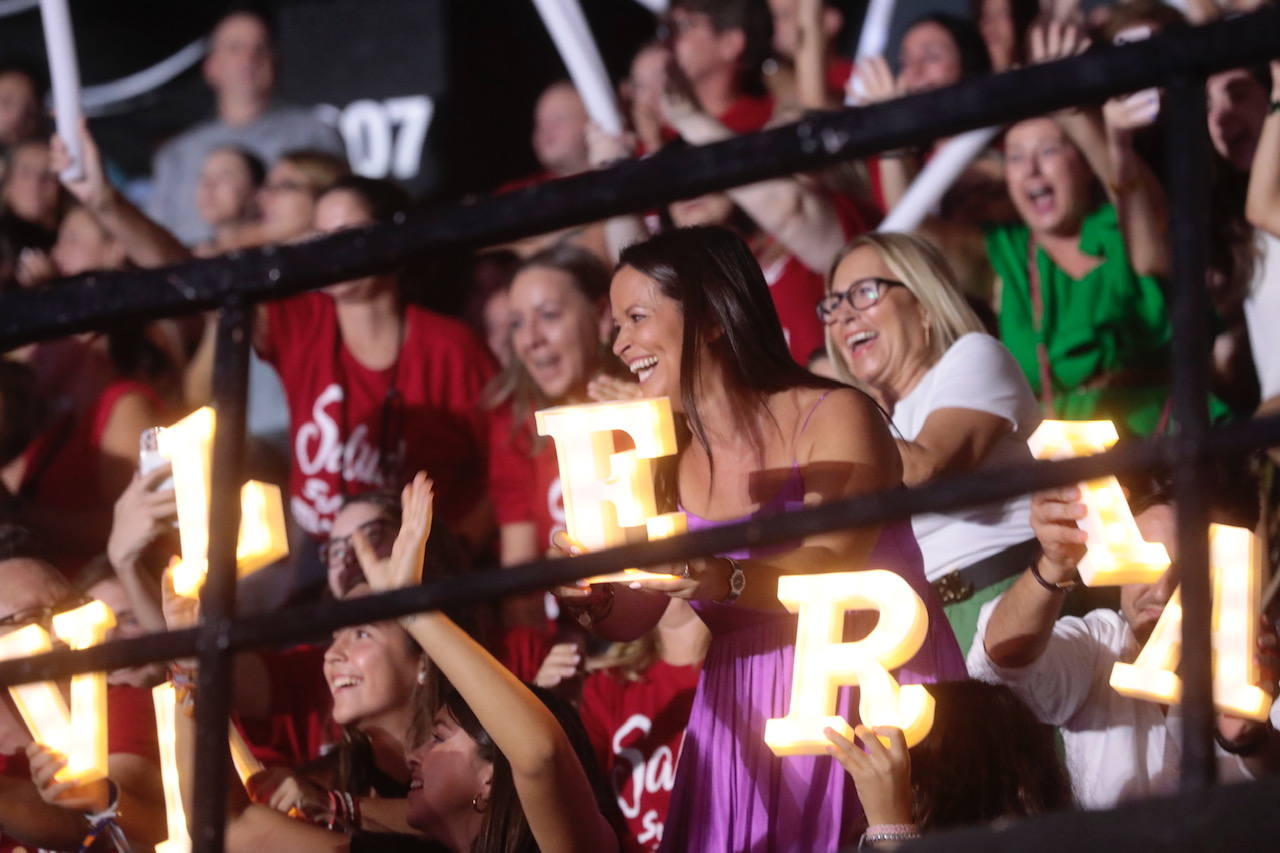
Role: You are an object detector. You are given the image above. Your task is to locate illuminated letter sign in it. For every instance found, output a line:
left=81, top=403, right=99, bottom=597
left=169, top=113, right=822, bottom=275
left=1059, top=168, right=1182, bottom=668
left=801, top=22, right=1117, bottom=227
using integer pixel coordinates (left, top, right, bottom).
left=153, top=683, right=190, bottom=853
left=0, top=600, right=115, bottom=784
left=536, top=399, right=686, bottom=583
left=1110, top=524, right=1273, bottom=720
left=158, top=407, right=289, bottom=596
left=764, top=570, right=934, bottom=755
left=1027, top=420, right=1171, bottom=586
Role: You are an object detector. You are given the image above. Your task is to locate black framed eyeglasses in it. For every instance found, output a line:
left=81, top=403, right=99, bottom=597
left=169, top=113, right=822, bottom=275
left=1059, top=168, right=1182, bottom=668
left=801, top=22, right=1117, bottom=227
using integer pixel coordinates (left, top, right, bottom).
left=0, top=591, right=96, bottom=631
left=320, top=517, right=398, bottom=573
left=816, top=277, right=905, bottom=322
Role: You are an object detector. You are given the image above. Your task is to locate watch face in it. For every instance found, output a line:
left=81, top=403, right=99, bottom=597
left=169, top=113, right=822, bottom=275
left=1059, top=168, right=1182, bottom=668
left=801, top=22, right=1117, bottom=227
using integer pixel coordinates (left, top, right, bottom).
left=730, top=568, right=746, bottom=594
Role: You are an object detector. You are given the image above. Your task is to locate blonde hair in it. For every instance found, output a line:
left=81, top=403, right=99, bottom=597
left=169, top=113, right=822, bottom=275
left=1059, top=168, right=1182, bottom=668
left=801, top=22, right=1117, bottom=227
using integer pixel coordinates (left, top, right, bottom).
left=823, top=232, right=984, bottom=392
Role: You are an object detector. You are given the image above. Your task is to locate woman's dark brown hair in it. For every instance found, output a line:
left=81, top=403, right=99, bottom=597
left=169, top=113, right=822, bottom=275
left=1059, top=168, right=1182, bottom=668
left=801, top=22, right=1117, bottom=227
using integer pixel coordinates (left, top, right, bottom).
left=908, top=680, right=1074, bottom=829
left=617, top=225, right=839, bottom=476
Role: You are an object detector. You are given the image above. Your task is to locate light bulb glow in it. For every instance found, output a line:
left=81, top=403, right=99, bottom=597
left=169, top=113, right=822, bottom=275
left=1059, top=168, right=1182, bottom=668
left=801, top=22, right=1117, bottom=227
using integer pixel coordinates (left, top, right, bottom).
left=157, top=407, right=289, bottom=598
left=0, top=601, right=115, bottom=784
left=1027, top=420, right=1170, bottom=586
left=764, top=570, right=934, bottom=756
left=1109, top=524, right=1273, bottom=720
left=536, top=399, right=686, bottom=584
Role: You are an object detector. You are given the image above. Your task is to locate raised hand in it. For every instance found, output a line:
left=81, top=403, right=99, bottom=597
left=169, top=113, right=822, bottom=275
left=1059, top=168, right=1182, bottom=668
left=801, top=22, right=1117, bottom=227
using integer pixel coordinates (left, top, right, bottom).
left=107, top=465, right=177, bottom=574
left=49, top=118, right=112, bottom=212
left=1104, top=89, right=1161, bottom=138
left=1028, top=20, right=1091, bottom=65
left=246, top=767, right=331, bottom=823
left=353, top=471, right=433, bottom=592
left=1029, top=486, right=1088, bottom=583
left=585, top=121, right=636, bottom=170
left=533, top=642, right=584, bottom=689
left=586, top=373, right=642, bottom=402
left=850, top=55, right=899, bottom=106
left=824, top=724, right=914, bottom=826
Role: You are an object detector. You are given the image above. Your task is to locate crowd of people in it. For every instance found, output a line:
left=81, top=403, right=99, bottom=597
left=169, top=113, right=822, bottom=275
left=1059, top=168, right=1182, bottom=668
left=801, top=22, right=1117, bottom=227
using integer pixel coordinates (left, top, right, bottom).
left=1, top=0, right=1279, bottom=851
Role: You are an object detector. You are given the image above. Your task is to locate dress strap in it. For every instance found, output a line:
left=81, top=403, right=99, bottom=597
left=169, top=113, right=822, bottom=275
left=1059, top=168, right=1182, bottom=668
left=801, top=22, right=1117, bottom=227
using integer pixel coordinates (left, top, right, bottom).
left=797, top=390, right=834, bottom=439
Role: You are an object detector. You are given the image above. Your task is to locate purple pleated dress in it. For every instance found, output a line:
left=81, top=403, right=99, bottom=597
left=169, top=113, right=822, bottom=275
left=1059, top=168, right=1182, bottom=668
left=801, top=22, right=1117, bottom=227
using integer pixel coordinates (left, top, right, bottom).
left=658, top=468, right=966, bottom=853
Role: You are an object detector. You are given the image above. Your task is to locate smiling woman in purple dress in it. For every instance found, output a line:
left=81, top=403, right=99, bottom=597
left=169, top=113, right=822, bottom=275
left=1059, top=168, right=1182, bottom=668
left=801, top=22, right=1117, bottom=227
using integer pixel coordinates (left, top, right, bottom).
left=562, top=225, right=965, bottom=852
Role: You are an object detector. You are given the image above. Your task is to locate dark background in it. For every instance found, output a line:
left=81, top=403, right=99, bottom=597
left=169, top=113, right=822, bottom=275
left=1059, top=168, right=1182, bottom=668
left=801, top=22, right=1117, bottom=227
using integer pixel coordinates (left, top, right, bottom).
left=0, top=0, right=974, bottom=202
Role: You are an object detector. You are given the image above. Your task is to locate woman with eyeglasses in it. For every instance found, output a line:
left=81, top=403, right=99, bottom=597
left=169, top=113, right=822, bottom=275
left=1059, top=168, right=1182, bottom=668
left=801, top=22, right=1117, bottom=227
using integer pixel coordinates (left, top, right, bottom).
left=821, top=232, right=1040, bottom=653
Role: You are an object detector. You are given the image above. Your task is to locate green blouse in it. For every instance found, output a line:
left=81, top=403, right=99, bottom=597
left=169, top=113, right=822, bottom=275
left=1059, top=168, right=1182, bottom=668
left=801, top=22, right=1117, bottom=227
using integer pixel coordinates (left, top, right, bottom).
left=986, top=204, right=1175, bottom=437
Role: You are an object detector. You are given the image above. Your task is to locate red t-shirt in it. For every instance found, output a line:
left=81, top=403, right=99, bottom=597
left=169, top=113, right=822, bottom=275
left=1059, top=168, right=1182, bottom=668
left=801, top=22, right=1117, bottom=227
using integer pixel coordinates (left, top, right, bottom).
left=579, top=661, right=702, bottom=853
left=234, top=644, right=337, bottom=768
left=0, top=685, right=159, bottom=853
left=18, top=379, right=159, bottom=578
left=716, top=94, right=776, bottom=135
left=760, top=194, right=867, bottom=365
left=827, top=56, right=855, bottom=101
left=488, top=405, right=565, bottom=553
left=259, top=295, right=495, bottom=538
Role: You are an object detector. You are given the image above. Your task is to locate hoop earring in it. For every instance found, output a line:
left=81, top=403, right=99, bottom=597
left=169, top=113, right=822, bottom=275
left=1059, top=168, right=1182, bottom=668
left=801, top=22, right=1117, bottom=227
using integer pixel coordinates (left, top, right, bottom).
left=471, top=793, right=488, bottom=813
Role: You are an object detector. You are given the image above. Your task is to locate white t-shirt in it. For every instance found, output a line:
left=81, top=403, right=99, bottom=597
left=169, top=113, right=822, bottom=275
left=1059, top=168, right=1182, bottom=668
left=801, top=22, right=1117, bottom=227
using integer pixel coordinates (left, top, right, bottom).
left=891, top=333, right=1041, bottom=580
left=1245, top=230, right=1280, bottom=401
left=967, top=601, right=1267, bottom=810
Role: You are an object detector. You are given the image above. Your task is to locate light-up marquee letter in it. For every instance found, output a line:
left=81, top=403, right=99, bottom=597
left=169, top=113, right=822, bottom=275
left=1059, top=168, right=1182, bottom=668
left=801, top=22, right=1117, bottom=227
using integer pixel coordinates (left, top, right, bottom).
left=158, top=407, right=289, bottom=597
left=1110, top=524, right=1273, bottom=721
left=1027, top=420, right=1170, bottom=586
left=535, top=399, right=686, bottom=583
left=764, top=571, right=934, bottom=756
left=153, top=683, right=190, bottom=853
left=0, top=600, right=115, bottom=784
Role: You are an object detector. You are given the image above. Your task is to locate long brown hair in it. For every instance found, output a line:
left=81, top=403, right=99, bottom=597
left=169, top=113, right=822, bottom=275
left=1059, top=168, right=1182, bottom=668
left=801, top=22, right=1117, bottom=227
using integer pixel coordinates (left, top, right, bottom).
left=617, top=225, right=839, bottom=473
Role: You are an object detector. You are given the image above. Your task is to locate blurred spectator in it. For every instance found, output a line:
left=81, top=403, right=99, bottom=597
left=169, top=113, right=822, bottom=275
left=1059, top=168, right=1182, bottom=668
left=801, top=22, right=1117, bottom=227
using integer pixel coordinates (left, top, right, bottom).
left=973, top=0, right=1041, bottom=72
left=767, top=0, right=849, bottom=109
left=194, top=145, right=265, bottom=256
left=969, top=494, right=1280, bottom=808
left=253, top=148, right=350, bottom=246
left=497, top=81, right=607, bottom=261
left=622, top=41, right=671, bottom=154
left=147, top=8, right=344, bottom=246
left=852, top=12, right=994, bottom=216
left=461, top=248, right=521, bottom=367
left=1246, top=60, right=1280, bottom=425
left=668, top=0, right=776, bottom=133
left=0, top=65, right=42, bottom=152
left=0, top=531, right=165, bottom=851
left=2, top=138, right=61, bottom=233
left=252, top=177, right=494, bottom=544
left=533, top=80, right=591, bottom=180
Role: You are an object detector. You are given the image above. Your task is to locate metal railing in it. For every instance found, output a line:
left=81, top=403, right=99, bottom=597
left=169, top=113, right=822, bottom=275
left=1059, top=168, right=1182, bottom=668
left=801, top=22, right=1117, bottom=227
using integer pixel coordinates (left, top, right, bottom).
left=2, top=8, right=1280, bottom=852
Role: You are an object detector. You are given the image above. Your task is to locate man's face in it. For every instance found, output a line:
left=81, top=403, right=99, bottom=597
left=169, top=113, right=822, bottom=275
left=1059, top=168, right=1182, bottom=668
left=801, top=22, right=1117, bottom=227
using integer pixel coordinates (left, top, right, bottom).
left=1119, top=504, right=1179, bottom=644
left=532, top=84, right=589, bottom=177
left=204, top=13, right=276, bottom=100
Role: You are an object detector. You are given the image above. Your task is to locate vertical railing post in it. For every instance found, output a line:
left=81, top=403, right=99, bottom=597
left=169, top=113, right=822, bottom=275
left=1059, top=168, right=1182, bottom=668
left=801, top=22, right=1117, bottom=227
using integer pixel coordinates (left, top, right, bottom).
left=1164, top=72, right=1215, bottom=790
left=192, top=298, right=252, bottom=853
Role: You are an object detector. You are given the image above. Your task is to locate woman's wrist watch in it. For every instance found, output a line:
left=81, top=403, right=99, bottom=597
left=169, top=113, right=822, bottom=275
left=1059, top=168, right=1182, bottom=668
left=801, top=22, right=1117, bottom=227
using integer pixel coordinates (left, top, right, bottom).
left=716, top=557, right=746, bottom=605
